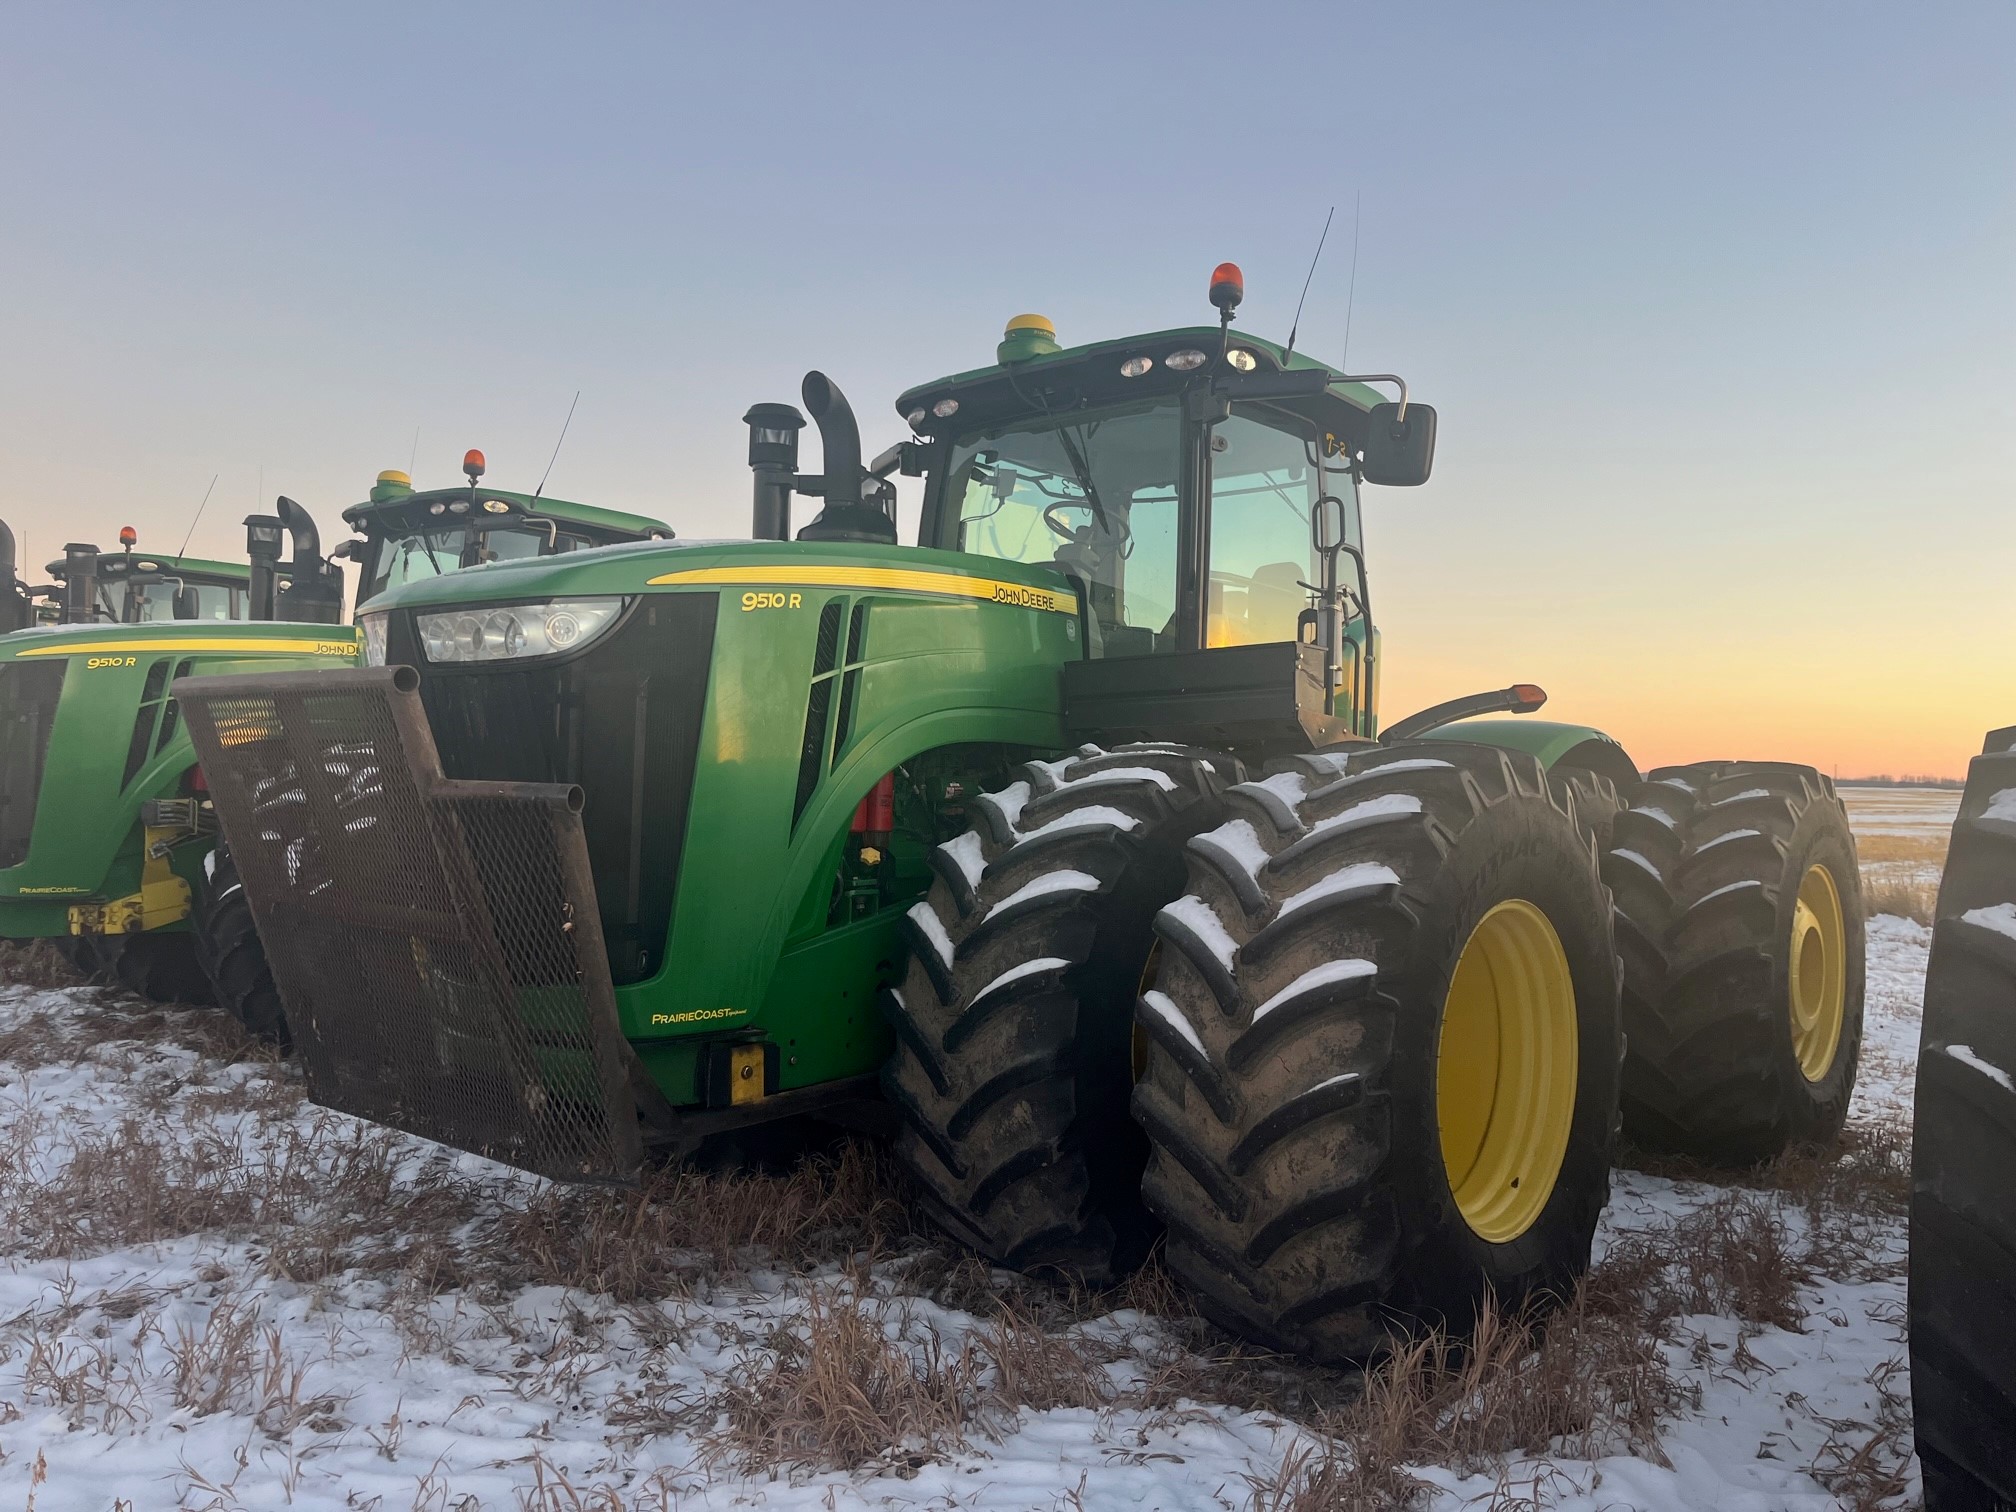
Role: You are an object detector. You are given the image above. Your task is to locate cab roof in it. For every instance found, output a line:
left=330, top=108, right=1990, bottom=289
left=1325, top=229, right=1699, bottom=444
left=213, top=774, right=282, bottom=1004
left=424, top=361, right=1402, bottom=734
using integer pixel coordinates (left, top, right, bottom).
left=47, top=552, right=249, bottom=585
left=341, top=487, right=671, bottom=539
left=894, top=325, right=1390, bottom=441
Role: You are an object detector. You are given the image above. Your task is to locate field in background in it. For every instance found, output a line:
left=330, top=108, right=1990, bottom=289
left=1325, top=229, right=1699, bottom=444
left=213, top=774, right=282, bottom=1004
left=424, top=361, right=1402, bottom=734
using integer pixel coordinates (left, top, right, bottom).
left=1843, top=785, right=1958, bottom=924
left=0, top=795, right=1945, bottom=1510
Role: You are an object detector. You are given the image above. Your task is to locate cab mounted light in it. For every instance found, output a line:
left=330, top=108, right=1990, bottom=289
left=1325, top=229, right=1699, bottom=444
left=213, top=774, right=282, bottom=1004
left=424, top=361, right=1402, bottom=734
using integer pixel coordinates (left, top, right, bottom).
left=118, top=526, right=138, bottom=549
left=1119, top=355, right=1153, bottom=377
left=463, top=449, right=486, bottom=484
left=1209, top=261, right=1244, bottom=315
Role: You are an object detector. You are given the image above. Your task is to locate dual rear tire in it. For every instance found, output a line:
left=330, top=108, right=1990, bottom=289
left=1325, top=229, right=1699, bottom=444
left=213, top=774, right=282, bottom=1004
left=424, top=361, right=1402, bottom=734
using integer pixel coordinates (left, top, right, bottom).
left=886, top=742, right=1867, bottom=1364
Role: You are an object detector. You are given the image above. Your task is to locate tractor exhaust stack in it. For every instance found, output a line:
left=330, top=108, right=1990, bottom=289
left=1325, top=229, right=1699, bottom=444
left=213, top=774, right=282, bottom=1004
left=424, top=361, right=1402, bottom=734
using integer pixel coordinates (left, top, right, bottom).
left=60, top=543, right=100, bottom=624
left=796, top=372, right=896, bottom=545
left=744, top=402, right=805, bottom=541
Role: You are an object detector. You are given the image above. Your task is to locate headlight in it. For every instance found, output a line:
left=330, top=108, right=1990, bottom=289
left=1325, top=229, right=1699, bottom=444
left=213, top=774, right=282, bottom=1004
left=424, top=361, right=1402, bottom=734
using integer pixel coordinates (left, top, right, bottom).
left=416, top=598, right=624, bottom=664
left=359, top=612, right=389, bottom=667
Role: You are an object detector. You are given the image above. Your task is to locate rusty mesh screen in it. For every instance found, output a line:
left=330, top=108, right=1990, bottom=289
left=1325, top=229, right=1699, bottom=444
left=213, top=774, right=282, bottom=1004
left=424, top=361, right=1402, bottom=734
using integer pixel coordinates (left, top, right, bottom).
left=175, top=666, right=641, bottom=1183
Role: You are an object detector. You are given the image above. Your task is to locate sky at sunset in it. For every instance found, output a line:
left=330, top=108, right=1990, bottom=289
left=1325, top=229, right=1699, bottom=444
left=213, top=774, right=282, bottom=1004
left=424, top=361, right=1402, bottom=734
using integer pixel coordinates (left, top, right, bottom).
left=3, top=4, right=2009, bottom=776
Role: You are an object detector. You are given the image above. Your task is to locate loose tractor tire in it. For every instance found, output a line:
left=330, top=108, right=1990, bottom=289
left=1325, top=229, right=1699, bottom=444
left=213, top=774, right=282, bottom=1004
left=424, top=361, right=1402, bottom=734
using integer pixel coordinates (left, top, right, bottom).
left=1604, top=762, right=1864, bottom=1165
left=1910, top=725, right=2016, bottom=1512
left=1132, top=742, right=1621, bottom=1364
left=883, top=743, right=1240, bottom=1283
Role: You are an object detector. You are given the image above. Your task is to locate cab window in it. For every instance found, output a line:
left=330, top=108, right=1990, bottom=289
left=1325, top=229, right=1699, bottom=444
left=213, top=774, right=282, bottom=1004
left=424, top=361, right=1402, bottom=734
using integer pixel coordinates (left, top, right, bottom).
left=946, top=401, right=1181, bottom=657
left=1206, top=407, right=1358, bottom=647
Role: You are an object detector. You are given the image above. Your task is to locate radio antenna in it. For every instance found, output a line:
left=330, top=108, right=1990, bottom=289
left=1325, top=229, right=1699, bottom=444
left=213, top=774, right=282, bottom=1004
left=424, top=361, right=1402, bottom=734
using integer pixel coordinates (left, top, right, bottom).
left=408, top=424, right=421, bottom=477
left=178, top=473, right=219, bottom=556
left=1340, top=190, right=1362, bottom=369
left=1283, top=205, right=1335, bottom=363
left=532, top=390, right=581, bottom=501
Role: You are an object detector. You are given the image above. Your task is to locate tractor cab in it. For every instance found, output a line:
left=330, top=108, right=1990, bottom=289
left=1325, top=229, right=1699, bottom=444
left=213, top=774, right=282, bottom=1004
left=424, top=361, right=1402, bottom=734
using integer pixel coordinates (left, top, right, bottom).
left=340, top=455, right=673, bottom=610
left=46, top=543, right=250, bottom=625
left=749, top=265, right=1436, bottom=745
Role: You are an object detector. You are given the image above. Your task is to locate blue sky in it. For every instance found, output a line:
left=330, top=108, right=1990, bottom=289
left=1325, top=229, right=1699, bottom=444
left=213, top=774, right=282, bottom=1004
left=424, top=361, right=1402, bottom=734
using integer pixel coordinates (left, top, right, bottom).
left=3, top=3, right=2011, bottom=771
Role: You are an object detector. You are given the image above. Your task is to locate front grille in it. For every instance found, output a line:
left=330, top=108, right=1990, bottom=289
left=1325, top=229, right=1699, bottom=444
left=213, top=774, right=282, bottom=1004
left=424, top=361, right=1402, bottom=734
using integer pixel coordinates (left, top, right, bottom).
left=175, top=666, right=641, bottom=1183
left=0, top=661, right=66, bottom=869
left=386, top=595, right=716, bottom=984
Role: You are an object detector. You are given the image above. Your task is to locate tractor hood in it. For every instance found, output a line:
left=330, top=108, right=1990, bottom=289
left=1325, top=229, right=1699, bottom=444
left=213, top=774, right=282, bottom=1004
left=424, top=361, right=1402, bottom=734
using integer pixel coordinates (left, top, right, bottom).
left=356, top=536, right=1080, bottom=620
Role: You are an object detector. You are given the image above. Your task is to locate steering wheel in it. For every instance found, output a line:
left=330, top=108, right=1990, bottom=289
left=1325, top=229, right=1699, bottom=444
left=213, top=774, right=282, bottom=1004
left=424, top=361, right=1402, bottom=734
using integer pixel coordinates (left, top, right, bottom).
left=1043, top=501, right=1085, bottom=541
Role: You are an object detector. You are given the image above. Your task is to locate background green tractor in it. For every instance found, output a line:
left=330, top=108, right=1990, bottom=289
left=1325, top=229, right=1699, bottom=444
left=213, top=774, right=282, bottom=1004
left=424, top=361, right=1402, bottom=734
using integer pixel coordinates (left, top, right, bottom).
left=0, top=458, right=672, bottom=1024
left=1910, top=721, right=2016, bottom=1512
left=177, top=265, right=1866, bottom=1364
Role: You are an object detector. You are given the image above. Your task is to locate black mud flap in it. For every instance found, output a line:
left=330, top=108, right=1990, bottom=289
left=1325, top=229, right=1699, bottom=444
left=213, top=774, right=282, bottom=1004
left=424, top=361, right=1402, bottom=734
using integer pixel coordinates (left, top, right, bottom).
left=175, top=665, right=642, bottom=1184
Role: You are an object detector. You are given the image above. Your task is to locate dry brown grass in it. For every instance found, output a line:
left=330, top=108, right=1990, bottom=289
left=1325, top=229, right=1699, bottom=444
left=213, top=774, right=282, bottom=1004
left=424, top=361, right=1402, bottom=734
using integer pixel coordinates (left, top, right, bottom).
left=1240, top=1277, right=1687, bottom=1511
left=700, top=1286, right=1115, bottom=1475
left=1864, top=875, right=1937, bottom=923
left=1852, top=833, right=1949, bottom=869
left=0, top=939, right=86, bottom=990
left=492, top=1137, right=927, bottom=1302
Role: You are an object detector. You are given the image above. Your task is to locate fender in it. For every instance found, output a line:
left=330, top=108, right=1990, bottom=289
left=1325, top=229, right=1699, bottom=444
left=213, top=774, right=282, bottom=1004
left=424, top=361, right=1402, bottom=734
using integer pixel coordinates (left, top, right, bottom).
left=1417, top=718, right=1639, bottom=787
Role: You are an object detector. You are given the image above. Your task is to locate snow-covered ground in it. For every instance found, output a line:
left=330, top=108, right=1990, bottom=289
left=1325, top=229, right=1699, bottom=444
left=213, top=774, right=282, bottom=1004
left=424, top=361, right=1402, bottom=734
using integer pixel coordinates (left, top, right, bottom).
left=0, top=885, right=1932, bottom=1507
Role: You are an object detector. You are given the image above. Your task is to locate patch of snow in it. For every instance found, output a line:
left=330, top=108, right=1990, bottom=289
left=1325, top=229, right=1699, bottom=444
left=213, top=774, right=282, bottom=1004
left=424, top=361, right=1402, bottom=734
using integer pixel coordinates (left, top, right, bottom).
left=1654, top=776, right=1697, bottom=793
left=1250, top=770, right=1308, bottom=806
left=1015, top=805, right=1141, bottom=842
left=1139, top=990, right=1207, bottom=1058
left=987, top=779, right=1033, bottom=832
left=1304, top=791, right=1423, bottom=839
left=1611, top=848, right=1661, bottom=878
left=1984, top=787, right=2016, bottom=823
left=1300, top=1071, right=1361, bottom=1097
left=981, top=869, right=1100, bottom=922
left=1693, top=826, right=1760, bottom=853
left=1963, top=900, right=2016, bottom=941
left=1946, top=1043, right=2016, bottom=1093
left=938, top=830, right=986, bottom=890
left=1690, top=877, right=1763, bottom=909
left=972, top=956, right=1071, bottom=1003
left=1630, top=805, right=1678, bottom=829
left=906, top=902, right=956, bottom=966
left=1711, top=786, right=1772, bottom=805
left=1159, top=894, right=1237, bottom=973
left=1196, top=818, right=1269, bottom=880
left=1062, top=765, right=1178, bottom=792
left=1353, top=756, right=1452, bottom=777
left=1276, top=861, right=1402, bottom=919
left=1252, top=958, right=1377, bottom=1022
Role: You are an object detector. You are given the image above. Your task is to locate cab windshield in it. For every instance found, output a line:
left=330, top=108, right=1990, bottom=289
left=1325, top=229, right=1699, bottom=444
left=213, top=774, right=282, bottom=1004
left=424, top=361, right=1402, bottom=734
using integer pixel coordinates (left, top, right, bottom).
left=99, top=577, right=245, bottom=623
left=945, top=400, right=1358, bottom=655
left=359, top=522, right=597, bottom=603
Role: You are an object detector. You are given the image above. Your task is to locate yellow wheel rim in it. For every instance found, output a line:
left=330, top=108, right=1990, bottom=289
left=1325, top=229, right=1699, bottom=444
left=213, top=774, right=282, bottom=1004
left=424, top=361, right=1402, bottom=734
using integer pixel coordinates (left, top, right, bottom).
left=1789, top=863, right=1847, bottom=1082
left=1436, top=899, right=1579, bottom=1244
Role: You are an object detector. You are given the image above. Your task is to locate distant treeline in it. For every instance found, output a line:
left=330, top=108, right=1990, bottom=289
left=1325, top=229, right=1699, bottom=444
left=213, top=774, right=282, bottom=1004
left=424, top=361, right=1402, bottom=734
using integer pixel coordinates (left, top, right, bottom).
left=1839, top=775, right=1966, bottom=789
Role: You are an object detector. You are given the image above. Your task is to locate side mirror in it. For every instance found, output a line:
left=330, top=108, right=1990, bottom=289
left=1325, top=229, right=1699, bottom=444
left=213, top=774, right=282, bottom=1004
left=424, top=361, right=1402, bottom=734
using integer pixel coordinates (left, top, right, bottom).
left=1359, top=401, right=1437, bottom=487
left=328, top=540, right=360, bottom=561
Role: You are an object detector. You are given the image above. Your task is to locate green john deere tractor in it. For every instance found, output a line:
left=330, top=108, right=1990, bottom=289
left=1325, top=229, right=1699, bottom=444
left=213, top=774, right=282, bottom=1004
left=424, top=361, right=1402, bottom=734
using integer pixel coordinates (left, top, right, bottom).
left=176, top=265, right=1867, bottom=1363
left=0, top=463, right=671, bottom=1023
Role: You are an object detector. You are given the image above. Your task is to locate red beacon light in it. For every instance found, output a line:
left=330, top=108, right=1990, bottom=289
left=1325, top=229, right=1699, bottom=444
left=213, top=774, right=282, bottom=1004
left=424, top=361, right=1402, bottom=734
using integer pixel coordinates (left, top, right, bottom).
left=118, top=525, right=137, bottom=549
left=1208, top=261, right=1245, bottom=315
left=463, top=449, right=486, bottom=484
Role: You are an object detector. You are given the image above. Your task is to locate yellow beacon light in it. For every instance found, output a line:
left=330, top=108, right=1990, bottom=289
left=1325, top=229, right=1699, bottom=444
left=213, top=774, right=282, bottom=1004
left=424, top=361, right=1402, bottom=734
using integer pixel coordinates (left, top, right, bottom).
left=377, top=470, right=411, bottom=487
left=998, top=313, right=1061, bottom=364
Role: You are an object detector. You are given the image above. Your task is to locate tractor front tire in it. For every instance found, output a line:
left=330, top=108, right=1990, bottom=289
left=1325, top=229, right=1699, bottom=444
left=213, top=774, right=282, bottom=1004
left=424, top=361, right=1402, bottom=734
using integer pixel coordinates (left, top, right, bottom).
left=193, top=841, right=290, bottom=1049
left=1134, top=743, right=1621, bottom=1365
left=86, top=932, right=214, bottom=1006
left=1606, top=762, right=1864, bottom=1164
left=884, top=743, right=1240, bottom=1284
